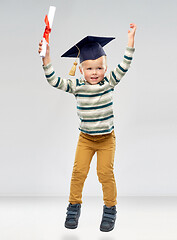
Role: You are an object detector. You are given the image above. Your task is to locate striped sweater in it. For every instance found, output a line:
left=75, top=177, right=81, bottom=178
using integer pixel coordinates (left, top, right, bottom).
left=43, top=46, right=135, bottom=135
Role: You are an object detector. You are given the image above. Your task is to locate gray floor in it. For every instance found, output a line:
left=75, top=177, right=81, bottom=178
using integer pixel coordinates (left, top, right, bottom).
left=0, top=196, right=177, bottom=240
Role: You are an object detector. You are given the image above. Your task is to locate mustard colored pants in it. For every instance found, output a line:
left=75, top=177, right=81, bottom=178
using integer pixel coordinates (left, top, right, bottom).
left=69, top=130, right=117, bottom=206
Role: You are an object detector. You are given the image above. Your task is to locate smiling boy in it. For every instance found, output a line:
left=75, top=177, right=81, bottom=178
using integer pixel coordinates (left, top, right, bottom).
left=79, top=55, right=107, bottom=85
left=38, top=23, right=136, bottom=232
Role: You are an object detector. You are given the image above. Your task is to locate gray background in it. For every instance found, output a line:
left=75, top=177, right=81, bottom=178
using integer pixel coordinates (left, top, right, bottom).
left=0, top=0, right=177, bottom=197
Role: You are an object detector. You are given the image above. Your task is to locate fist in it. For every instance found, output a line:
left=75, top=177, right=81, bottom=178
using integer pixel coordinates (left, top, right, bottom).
left=38, top=39, right=43, bottom=54
left=38, top=39, right=50, bottom=55
left=128, top=23, right=137, bottom=38
left=38, top=39, right=51, bottom=66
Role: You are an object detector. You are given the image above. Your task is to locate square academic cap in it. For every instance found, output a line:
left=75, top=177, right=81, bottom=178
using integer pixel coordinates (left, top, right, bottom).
left=61, top=36, right=115, bottom=76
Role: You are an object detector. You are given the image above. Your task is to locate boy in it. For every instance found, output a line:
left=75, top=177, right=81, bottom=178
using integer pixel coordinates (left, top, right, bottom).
left=38, top=23, right=136, bottom=232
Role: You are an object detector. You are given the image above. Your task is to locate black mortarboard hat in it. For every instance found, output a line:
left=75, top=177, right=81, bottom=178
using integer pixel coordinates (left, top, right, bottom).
left=61, top=36, right=115, bottom=76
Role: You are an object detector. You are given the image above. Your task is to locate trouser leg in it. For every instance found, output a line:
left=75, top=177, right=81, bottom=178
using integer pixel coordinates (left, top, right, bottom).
left=97, top=132, right=117, bottom=206
left=69, top=133, right=95, bottom=204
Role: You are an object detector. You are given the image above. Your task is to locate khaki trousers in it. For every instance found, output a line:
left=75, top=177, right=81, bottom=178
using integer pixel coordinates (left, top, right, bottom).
left=69, top=130, right=117, bottom=206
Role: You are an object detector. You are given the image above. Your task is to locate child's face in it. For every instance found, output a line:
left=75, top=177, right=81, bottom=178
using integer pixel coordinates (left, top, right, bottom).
left=79, top=56, right=107, bottom=85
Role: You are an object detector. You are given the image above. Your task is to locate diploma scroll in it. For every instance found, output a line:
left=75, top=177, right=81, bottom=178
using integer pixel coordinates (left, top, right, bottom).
left=40, top=6, right=56, bottom=58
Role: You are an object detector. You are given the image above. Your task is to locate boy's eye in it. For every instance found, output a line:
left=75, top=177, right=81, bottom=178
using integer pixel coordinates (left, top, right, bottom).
left=87, top=68, right=92, bottom=70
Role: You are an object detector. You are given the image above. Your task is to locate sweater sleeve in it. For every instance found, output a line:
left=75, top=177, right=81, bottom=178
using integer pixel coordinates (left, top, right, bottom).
left=43, top=63, right=76, bottom=94
left=105, top=46, right=135, bottom=88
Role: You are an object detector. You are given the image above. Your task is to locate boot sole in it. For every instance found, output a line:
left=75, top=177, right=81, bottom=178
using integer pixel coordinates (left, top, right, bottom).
left=100, top=225, right=114, bottom=232
left=65, top=223, right=78, bottom=229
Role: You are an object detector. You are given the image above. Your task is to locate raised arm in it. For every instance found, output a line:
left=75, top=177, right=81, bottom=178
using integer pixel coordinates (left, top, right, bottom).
left=38, top=40, right=76, bottom=94
left=106, top=23, right=137, bottom=87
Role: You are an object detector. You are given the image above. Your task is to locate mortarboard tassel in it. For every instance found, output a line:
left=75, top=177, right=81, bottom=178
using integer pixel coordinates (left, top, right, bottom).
left=69, top=61, right=78, bottom=76
left=69, top=45, right=80, bottom=76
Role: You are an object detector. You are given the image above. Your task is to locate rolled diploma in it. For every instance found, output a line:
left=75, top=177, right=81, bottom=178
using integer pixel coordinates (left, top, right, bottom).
left=40, top=6, right=56, bottom=58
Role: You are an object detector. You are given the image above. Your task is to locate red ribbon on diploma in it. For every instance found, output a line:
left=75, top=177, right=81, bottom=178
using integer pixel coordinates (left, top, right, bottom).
left=43, top=15, right=51, bottom=44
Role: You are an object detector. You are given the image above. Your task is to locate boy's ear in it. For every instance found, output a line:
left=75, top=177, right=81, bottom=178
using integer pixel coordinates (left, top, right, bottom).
left=79, top=66, right=83, bottom=74
left=104, top=65, right=107, bottom=73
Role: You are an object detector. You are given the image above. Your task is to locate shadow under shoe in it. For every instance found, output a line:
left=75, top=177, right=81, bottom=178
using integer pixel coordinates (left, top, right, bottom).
left=100, top=205, right=117, bottom=232
left=65, top=203, right=81, bottom=229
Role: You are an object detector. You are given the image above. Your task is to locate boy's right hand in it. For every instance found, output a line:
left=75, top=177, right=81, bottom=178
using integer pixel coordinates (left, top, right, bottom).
left=38, top=40, right=51, bottom=66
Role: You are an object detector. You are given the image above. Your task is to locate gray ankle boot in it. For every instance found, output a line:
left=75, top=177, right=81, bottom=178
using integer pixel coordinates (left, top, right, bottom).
left=65, top=203, right=81, bottom=229
left=100, top=205, right=117, bottom=232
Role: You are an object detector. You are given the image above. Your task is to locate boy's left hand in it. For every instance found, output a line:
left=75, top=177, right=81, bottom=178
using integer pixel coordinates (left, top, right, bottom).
left=128, top=23, right=137, bottom=39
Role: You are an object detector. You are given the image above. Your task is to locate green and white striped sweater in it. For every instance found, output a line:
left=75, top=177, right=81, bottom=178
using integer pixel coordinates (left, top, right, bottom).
left=43, top=46, right=135, bottom=135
